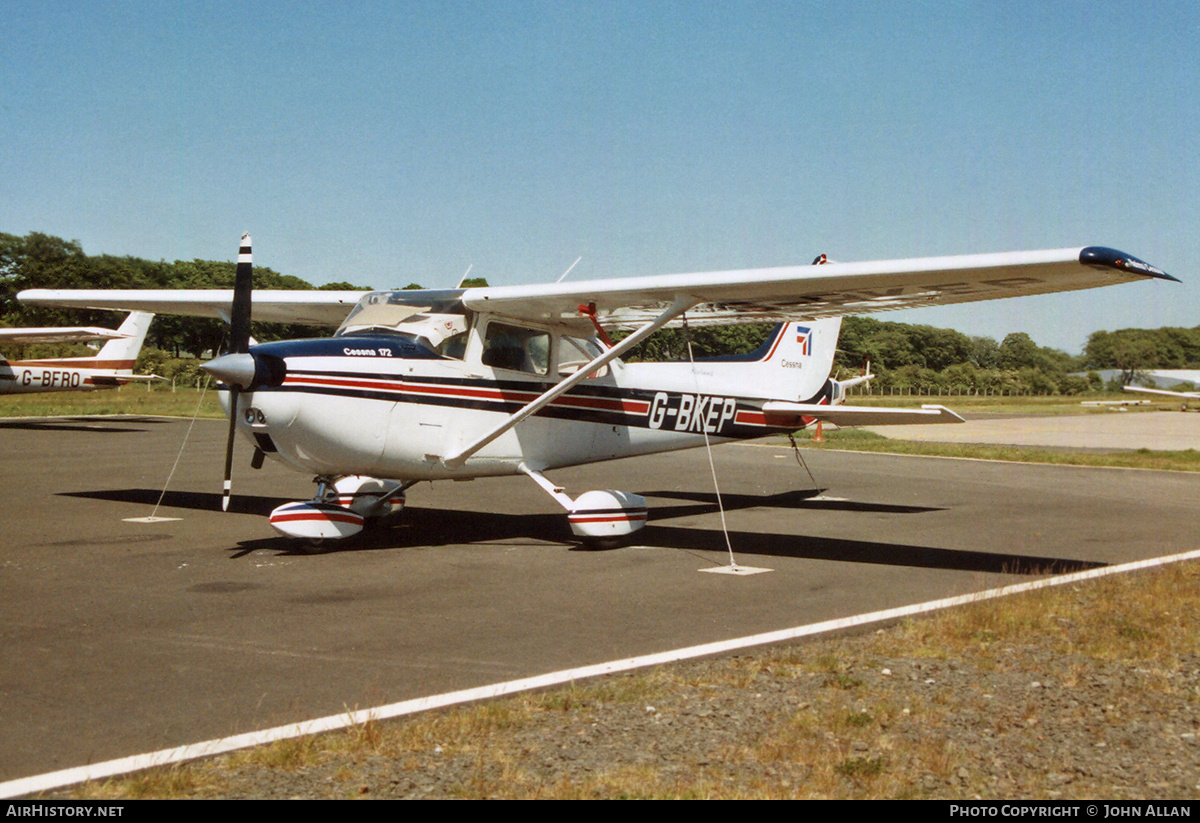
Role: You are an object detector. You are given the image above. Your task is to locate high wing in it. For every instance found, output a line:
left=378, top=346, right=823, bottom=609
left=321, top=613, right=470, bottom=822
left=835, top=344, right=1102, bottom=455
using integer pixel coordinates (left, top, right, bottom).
left=461, top=246, right=1175, bottom=328
left=0, top=326, right=130, bottom=344
left=15, top=289, right=367, bottom=327
left=18, top=246, right=1174, bottom=330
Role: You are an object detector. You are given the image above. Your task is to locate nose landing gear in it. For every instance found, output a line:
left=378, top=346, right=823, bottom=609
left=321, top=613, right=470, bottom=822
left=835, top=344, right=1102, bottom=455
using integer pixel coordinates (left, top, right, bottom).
left=267, top=475, right=410, bottom=550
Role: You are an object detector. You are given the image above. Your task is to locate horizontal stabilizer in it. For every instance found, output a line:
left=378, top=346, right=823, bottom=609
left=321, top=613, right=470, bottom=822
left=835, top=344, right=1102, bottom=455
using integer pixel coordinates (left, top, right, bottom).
left=761, top=402, right=965, bottom=426
left=89, top=374, right=164, bottom=386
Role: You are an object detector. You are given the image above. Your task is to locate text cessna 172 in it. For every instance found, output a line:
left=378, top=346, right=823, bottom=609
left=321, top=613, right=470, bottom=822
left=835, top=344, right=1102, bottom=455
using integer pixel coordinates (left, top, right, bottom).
left=20, top=238, right=1175, bottom=548
left=0, top=311, right=156, bottom=395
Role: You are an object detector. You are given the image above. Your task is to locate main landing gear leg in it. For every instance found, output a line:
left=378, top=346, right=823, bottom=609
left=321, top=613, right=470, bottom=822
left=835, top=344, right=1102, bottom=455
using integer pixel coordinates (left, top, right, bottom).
left=517, top=463, right=648, bottom=550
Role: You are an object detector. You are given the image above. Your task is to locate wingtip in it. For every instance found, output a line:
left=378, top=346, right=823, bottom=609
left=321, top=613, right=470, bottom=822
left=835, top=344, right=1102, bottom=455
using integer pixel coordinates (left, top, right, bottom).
left=1079, top=246, right=1179, bottom=283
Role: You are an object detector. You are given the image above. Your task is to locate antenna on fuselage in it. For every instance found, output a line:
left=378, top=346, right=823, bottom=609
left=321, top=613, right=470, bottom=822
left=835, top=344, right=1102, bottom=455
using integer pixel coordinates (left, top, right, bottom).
left=455, top=264, right=474, bottom=289
left=556, top=256, right=582, bottom=283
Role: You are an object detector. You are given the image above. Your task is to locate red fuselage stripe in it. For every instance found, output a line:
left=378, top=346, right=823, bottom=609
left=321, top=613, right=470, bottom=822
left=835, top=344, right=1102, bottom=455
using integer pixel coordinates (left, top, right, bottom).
left=270, top=512, right=363, bottom=525
left=568, top=513, right=648, bottom=523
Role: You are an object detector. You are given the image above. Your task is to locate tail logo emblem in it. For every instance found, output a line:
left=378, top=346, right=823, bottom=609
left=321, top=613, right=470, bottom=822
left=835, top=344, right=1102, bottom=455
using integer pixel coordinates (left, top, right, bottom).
left=795, top=326, right=812, bottom=356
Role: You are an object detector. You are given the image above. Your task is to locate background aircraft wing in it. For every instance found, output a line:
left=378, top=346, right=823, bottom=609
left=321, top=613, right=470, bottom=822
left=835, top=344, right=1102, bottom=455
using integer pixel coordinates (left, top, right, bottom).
left=16, top=289, right=367, bottom=327
left=461, top=246, right=1176, bottom=329
left=0, top=326, right=130, bottom=343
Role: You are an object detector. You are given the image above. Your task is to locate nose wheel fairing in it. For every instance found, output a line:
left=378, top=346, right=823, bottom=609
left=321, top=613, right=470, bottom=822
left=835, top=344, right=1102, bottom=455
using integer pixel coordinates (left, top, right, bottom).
left=268, top=475, right=408, bottom=541
left=567, top=489, right=648, bottom=544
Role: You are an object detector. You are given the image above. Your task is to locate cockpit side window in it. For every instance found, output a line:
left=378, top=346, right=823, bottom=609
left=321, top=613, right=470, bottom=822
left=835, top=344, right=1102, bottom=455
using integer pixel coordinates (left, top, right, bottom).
left=482, top=322, right=549, bottom=375
left=439, top=331, right=468, bottom=360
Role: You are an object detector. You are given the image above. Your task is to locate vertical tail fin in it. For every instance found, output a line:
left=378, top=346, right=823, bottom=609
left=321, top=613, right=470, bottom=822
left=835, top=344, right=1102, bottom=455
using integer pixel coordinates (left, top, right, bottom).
left=94, top=312, right=154, bottom=373
left=673, top=318, right=843, bottom=403
left=755, top=318, right=843, bottom=401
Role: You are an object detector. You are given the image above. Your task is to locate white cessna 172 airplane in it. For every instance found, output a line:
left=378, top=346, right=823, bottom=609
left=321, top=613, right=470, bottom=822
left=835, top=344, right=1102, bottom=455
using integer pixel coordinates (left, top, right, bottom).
left=20, top=237, right=1175, bottom=548
left=0, top=311, right=156, bottom=395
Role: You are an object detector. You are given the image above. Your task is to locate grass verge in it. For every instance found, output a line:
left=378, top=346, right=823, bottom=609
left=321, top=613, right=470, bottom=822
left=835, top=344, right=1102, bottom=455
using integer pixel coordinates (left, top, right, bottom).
left=791, top=426, right=1200, bottom=472
left=0, top=386, right=224, bottom=419
left=53, top=560, right=1200, bottom=799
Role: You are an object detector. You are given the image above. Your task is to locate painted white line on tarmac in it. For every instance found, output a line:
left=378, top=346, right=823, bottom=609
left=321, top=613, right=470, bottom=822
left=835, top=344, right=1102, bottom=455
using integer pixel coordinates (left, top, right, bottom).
left=5, top=547, right=1199, bottom=799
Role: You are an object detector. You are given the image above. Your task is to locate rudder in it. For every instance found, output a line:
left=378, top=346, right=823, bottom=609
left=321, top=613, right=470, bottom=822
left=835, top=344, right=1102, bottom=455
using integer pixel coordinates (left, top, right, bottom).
left=753, top=318, right=842, bottom=402
left=95, top=311, right=154, bottom=373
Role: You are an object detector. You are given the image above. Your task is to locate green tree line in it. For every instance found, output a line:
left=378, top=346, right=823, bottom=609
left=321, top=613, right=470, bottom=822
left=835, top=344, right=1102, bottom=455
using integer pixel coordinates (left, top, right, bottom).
left=623, top=317, right=1200, bottom=396
left=3, top=230, right=1195, bottom=394
left=0, top=231, right=369, bottom=361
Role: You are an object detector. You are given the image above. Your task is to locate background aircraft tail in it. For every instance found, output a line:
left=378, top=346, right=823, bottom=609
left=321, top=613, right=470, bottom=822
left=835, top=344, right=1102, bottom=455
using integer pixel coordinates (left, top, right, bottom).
left=94, top=311, right=154, bottom=373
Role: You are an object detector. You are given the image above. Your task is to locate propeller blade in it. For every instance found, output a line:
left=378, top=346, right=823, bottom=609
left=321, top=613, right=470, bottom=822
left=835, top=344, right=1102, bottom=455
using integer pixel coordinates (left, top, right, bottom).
left=222, top=386, right=239, bottom=512
left=229, top=232, right=253, bottom=354
left=221, top=232, right=252, bottom=511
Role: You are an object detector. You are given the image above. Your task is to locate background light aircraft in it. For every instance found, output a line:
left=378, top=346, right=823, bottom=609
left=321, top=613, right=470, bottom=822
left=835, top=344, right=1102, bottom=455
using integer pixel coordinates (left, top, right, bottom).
left=1122, top=370, right=1200, bottom=402
left=0, top=311, right=157, bottom=395
left=1123, top=385, right=1200, bottom=401
left=21, top=240, right=1175, bottom=548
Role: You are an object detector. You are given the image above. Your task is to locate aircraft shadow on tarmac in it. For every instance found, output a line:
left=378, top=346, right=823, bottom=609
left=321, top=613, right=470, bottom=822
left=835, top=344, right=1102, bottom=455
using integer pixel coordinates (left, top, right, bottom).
left=60, top=487, right=290, bottom=515
left=0, top=416, right=171, bottom=433
left=642, top=488, right=944, bottom=517
left=62, top=486, right=1103, bottom=576
left=254, top=491, right=1096, bottom=576
left=638, top=489, right=1102, bottom=574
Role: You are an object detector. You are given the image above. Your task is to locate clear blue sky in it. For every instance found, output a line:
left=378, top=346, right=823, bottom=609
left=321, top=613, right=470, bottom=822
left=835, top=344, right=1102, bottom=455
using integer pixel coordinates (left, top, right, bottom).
left=3, top=1, right=1196, bottom=353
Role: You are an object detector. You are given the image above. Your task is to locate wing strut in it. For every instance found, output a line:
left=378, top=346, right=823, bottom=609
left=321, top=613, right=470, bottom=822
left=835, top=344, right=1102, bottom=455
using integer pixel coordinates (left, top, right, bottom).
left=441, top=294, right=697, bottom=469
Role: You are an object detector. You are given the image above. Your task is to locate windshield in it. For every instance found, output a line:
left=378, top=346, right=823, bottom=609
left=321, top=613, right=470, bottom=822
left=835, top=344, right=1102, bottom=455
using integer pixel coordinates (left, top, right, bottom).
left=336, top=290, right=468, bottom=336
left=336, top=290, right=471, bottom=357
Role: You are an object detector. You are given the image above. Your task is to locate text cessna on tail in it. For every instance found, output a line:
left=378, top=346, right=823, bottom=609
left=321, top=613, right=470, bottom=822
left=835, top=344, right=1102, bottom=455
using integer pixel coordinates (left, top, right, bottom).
left=0, top=311, right=156, bottom=394
left=20, top=238, right=1175, bottom=547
